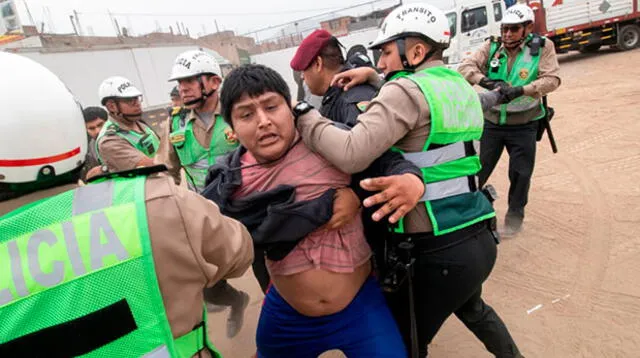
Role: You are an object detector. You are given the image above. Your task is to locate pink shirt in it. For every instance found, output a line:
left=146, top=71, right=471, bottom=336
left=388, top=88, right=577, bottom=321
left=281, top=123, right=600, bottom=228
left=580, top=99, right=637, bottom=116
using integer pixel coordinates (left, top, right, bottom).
left=233, top=139, right=372, bottom=276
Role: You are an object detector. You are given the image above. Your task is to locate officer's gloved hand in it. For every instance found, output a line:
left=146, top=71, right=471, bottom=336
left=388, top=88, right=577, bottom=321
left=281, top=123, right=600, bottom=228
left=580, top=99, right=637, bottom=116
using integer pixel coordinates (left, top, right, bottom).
left=479, top=77, right=507, bottom=90
left=498, top=85, right=524, bottom=104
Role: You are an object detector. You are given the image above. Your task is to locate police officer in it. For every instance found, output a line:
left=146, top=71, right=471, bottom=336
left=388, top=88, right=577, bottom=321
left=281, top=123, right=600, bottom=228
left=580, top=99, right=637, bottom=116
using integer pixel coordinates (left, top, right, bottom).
left=157, top=50, right=239, bottom=193
left=294, top=3, right=521, bottom=357
left=0, top=52, right=253, bottom=357
left=290, top=30, right=377, bottom=128
left=96, top=76, right=160, bottom=172
left=156, top=49, right=250, bottom=338
left=170, top=86, right=182, bottom=107
left=458, top=3, right=561, bottom=235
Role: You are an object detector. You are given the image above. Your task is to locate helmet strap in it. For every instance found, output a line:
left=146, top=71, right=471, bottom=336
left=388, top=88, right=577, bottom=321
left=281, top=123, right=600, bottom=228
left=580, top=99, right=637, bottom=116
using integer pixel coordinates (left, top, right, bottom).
left=397, top=38, right=439, bottom=71
left=183, top=75, right=216, bottom=107
left=114, top=101, right=141, bottom=122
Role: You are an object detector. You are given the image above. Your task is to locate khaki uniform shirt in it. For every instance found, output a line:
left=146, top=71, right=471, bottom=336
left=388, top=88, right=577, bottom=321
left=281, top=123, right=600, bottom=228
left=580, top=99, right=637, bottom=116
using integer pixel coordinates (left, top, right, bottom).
left=0, top=174, right=254, bottom=356
left=458, top=38, right=561, bottom=124
left=97, top=115, right=153, bottom=172
left=155, top=104, right=222, bottom=186
left=298, top=60, right=473, bottom=234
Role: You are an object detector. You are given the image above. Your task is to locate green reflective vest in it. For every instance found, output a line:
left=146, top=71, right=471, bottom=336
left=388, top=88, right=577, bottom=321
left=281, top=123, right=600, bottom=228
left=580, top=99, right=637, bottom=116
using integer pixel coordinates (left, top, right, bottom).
left=169, top=109, right=238, bottom=192
left=95, top=118, right=160, bottom=165
left=486, top=34, right=546, bottom=125
left=0, top=176, right=221, bottom=358
left=392, top=66, right=495, bottom=236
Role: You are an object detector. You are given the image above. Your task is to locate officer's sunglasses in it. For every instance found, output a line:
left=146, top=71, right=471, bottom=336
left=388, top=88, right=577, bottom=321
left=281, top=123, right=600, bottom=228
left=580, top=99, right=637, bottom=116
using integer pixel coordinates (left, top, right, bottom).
left=118, top=96, right=143, bottom=105
left=501, top=25, right=523, bottom=33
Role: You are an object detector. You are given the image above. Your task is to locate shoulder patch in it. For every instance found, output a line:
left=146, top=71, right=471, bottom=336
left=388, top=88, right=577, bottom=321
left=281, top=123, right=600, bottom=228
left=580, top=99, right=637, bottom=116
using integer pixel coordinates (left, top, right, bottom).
left=223, top=127, right=238, bottom=144
left=171, top=106, right=183, bottom=116
left=356, top=101, right=370, bottom=113
left=169, top=132, right=186, bottom=145
left=104, top=124, right=118, bottom=136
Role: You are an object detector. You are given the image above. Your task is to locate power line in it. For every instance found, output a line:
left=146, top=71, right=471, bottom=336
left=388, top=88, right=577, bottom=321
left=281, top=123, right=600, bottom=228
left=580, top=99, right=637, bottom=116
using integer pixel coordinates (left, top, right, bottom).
left=239, top=0, right=391, bottom=35
left=76, top=6, right=344, bottom=18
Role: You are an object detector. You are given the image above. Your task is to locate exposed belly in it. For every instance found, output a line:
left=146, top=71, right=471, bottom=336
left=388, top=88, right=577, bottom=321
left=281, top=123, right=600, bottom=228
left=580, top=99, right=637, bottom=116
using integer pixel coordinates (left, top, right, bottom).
left=271, top=261, right=372, bottom=317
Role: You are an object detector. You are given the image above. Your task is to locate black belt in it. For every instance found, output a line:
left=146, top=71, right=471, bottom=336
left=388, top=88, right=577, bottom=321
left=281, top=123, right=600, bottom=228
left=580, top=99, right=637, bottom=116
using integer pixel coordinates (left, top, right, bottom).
left=396, top=220, right=490, bottom=254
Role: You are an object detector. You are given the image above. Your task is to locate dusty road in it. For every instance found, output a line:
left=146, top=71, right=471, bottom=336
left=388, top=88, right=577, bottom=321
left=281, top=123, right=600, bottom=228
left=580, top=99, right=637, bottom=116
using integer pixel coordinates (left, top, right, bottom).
left=205, top=48, right=640, bottom=358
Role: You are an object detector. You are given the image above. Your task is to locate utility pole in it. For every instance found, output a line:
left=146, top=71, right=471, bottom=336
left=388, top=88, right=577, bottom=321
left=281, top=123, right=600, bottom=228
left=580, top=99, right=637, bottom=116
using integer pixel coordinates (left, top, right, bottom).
left=23, top=0, right=37, bottom=31
left=215, top=19, right=220, bottom=33
left=73, top=10, right=83, bottom=35
left=69, top=15, right=78, bottom=35
left=108, top=9, right=120, bottom=36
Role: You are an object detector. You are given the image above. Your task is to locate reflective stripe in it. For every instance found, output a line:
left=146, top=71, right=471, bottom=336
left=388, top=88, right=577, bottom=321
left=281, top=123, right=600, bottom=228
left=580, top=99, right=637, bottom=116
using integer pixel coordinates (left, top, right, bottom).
left=143, top=345, right=170, bottom=358
left=72, top=181, right=114, bottom=215
left=421, top=176, right=471, bottom=202
left=402, top=142, right=467, bottom=168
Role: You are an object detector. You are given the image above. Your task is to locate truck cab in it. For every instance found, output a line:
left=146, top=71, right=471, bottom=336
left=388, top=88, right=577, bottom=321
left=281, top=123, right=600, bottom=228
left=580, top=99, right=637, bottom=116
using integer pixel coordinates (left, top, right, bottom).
left=443, top=0, right=506, bottom=68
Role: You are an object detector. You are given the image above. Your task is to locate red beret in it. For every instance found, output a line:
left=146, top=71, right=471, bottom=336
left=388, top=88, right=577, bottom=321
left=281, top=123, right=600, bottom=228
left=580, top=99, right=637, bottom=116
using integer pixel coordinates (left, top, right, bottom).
left=290, top=29, right=334, bottom=71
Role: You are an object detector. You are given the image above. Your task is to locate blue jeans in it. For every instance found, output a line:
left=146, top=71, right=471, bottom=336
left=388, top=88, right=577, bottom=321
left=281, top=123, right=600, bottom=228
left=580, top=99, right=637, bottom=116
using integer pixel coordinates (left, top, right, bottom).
left=256, top=276, right=407, bottom=358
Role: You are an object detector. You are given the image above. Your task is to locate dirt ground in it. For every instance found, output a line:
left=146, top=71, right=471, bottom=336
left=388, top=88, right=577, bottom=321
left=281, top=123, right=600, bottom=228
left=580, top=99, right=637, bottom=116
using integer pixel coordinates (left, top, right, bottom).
left=205, top=48, right=640, bottom=358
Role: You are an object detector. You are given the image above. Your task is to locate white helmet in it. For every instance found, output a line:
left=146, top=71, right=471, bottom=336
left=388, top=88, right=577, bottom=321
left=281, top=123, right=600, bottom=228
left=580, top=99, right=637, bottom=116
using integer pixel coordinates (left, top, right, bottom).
left=168, top=50, right=222, bottom=81
left=0, top=52, right=87, bottom=184
left=98, top=76, right=143, bottom=105
left=502, top=4, right=535, bottom=25
left=369, top=3, right=451, bottom=50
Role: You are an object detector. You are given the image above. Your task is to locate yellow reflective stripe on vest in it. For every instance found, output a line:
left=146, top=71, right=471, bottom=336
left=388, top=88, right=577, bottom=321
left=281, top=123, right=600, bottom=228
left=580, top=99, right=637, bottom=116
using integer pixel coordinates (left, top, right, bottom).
left=0, top=182, right=142, bottom=308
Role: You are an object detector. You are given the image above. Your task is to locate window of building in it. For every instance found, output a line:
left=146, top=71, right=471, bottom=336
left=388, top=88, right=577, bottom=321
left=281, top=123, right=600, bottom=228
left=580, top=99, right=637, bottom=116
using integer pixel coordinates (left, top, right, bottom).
left=461, top=6, right=488, bottom=33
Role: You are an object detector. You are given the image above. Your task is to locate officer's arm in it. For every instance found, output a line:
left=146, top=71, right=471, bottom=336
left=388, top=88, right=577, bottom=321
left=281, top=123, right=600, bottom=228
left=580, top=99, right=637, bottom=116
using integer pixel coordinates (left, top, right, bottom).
left=98, top=137, right=149, bottom=172
left=154, top=116, right=183, bottom=185
left=297, top=82, right=422, bottom=174
left=522, top=40, right=561, bottom=97
left=177, top=185, right=254, bottom=285
left=458, top=40, right=492, bottom=85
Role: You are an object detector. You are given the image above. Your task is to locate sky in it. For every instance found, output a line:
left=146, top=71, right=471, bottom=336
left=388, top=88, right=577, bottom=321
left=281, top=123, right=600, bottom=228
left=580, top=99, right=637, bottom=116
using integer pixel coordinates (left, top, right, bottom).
left=11, top=0, right=453, bottom=40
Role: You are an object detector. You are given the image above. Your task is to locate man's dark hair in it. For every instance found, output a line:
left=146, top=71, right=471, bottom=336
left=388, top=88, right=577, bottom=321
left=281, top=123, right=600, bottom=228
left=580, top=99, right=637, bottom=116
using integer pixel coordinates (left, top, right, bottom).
left=82, top=106, right=108, bottom=123
left=221, top=64, right=292, bottom=127
left=317, top=37, right=345, bottom=71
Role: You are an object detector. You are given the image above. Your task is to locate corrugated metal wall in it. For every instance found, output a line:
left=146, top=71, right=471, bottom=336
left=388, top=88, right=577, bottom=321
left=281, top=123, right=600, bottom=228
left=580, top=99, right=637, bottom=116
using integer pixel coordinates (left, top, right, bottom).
left=546, top=0, right=635, bottom=31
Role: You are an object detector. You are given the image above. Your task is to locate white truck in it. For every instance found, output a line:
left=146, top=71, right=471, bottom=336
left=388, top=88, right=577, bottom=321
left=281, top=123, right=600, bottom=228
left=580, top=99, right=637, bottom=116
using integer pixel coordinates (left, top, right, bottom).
left=529, top=0, right=640, bottom=52
left=443, top=0, right=507, bottom=67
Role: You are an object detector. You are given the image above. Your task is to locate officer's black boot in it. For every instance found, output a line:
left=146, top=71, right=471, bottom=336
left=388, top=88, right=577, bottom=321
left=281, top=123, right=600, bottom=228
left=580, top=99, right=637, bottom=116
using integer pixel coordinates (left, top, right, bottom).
left=503, top=210, right=523, bottom=236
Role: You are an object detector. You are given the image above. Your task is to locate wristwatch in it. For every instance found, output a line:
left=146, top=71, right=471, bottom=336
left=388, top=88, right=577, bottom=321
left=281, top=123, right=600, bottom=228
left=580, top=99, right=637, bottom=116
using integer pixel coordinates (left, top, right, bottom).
left=292, top=101, right=314, bottom=119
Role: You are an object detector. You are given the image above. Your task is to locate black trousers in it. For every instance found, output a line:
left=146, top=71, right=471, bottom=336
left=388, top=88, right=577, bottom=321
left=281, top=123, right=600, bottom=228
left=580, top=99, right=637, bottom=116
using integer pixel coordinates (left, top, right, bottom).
left=478, top=120, right=538, bottom=217
left=203, top=280, right=244, bottom=307
left=385, top=226, right=520, bottom=357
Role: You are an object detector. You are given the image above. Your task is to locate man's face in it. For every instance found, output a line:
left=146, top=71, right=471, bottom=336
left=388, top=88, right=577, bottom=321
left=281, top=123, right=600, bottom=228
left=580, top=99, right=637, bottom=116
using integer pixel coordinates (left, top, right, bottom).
left=501, top=23, right=530, bottom=49
left=177, top=75, right=221, bottom=109
left=302, top=58, right=326, bottom=96
left=85, top=118, right=105, bottom=139
left=376, top=42, right=404, bottom=76
left=170, top=95, right=182, bottom=107
left=231, top=91, right=295, bottom=163
left=106, top=97, right=142, bottom=119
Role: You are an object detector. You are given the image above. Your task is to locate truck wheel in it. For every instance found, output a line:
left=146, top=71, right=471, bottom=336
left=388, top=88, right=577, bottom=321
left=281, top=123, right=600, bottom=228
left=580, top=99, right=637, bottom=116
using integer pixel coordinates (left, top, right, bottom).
left=617, top=24, right=640, bottom=50
left=579, top=44, right=601, bottom=53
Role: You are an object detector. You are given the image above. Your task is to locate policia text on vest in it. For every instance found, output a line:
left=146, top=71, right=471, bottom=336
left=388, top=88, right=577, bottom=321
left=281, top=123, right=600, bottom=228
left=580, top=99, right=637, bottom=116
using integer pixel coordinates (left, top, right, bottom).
left=0, top=177, right=220, bottom=358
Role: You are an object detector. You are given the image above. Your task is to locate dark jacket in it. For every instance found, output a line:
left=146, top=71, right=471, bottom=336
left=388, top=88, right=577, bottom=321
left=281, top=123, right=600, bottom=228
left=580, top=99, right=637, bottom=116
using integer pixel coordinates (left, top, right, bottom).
left=202, top=145, right=334, bottom=261
left=320, top=83, right=378, bottom=128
